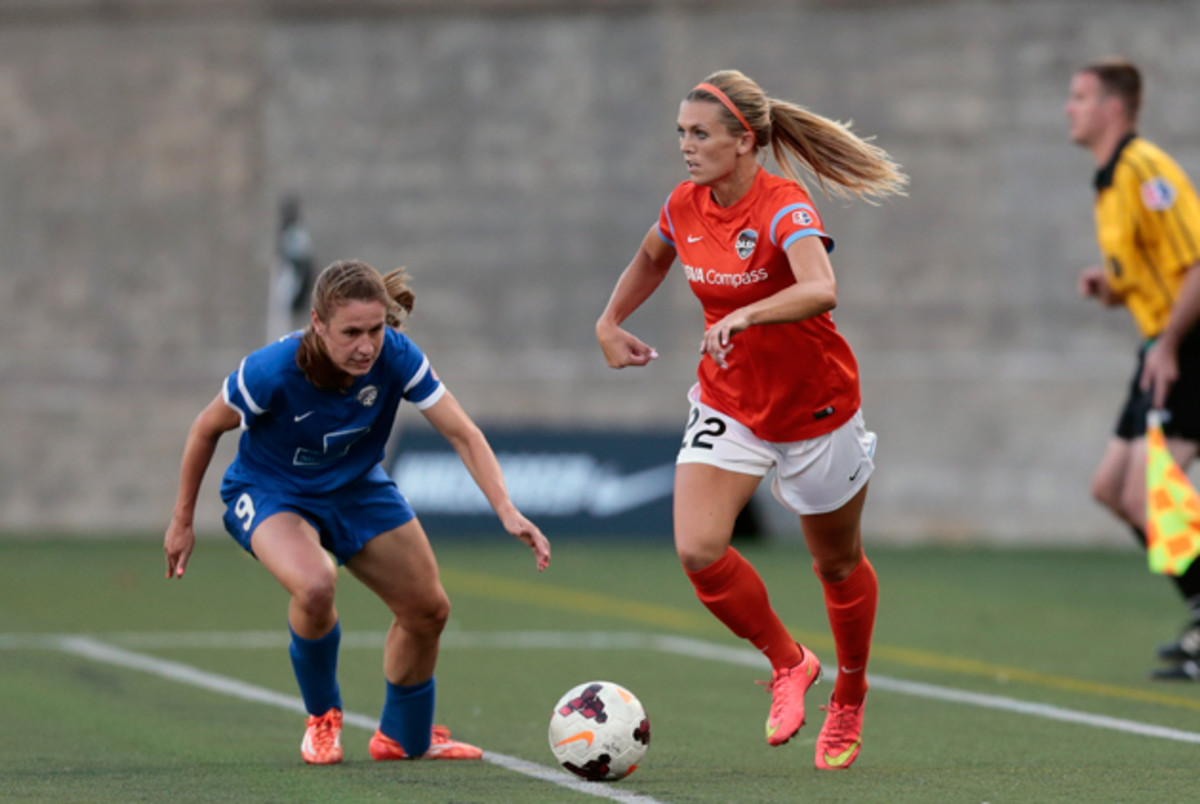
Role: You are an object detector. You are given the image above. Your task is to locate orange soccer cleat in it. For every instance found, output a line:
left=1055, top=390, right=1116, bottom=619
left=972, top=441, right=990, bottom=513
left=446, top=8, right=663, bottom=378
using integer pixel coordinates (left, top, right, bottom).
left=369, top=724, right=483, bottom=761
left=763, top=645, right=821, bottom=746
left=301, top=708, right=344, bottom=765
left=815, top=696, right=865, bottom=770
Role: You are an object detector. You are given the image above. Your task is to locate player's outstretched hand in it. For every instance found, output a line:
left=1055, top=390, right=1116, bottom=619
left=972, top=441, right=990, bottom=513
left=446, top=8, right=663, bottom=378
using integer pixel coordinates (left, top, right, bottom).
left=164, top=519, right=196, bottom=579
left=500, top=507, right=551, bottom=572
left=596, top=321, right=658, bottom=369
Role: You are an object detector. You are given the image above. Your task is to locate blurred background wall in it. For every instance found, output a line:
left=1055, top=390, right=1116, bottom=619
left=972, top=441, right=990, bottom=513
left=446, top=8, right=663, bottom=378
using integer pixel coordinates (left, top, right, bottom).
left=4, top=0, right=1199, bottom=544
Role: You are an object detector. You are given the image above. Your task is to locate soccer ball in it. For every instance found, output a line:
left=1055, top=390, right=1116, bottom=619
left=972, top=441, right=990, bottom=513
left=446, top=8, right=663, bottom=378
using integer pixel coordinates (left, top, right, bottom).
left=548, top=680, right=650, bottom=781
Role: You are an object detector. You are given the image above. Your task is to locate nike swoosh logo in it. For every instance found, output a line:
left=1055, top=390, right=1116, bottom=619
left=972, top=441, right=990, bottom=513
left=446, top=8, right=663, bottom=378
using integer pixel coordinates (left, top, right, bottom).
left=687, top=235, right=703, bottom=243
left=848, top=464, right=863, bottom=482
left=391, top=456, right=675, bottom=517
left=294, top=411, right=314, bottom=422
left=554, top=730, right=595, bottom=749
left=839, top=666, right=863, bottom=674
left=823, top=739, right=861, bottom=768
left=589, top=464, right=675, bottom=516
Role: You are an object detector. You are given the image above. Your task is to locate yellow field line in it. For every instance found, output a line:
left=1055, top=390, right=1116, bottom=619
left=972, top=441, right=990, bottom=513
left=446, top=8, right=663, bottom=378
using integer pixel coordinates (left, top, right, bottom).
left=443, top=568, right=714, bottom=633
left=442, top=567, right=1200, bottom=713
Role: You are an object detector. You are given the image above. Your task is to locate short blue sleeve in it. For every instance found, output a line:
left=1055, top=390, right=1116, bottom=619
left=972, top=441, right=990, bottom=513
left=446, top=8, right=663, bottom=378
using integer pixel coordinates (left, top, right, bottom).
left=388, top=330, right=445, bottom=410
left=223, top=337, right=296, bottom=428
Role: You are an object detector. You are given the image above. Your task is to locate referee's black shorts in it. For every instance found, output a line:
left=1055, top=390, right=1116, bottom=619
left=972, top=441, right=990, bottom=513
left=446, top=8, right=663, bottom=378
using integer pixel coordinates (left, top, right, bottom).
left=1116, top=326, right=1200, bottom=441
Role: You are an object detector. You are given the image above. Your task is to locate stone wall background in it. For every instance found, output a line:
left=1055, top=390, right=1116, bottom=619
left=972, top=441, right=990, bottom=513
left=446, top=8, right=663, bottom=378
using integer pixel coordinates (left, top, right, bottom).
left=4, top=0, right=1199, bottom=544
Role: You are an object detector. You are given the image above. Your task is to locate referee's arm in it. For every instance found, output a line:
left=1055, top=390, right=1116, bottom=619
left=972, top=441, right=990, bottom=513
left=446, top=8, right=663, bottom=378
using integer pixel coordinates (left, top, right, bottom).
left=1142, top=262, right=1200, bottom=407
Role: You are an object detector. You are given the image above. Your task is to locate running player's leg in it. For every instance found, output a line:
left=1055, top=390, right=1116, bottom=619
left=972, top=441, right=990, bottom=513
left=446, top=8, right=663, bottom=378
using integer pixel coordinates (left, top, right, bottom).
left=347, top=521, right=478, bottom=759
left=802, top=484, right=874, bottom=770
left=1118, top=436, right=1200, bottom=614
left=1153, top=330, right=1200, bottom=673
left=1122, top=434, right=1200, bottom=677
left=675, top=463, right=816, bottom=745
left=1119, top=435, right=1200, bottom=530
left=675, top=463, right=801, bottom=666
left=1090, top=437, right=1136, bottom=529
left=251, top=513, right=344, bottom=763
left=802, top=485, right=873, bottom=706
left=1159, top=432, right=1200, bottom=670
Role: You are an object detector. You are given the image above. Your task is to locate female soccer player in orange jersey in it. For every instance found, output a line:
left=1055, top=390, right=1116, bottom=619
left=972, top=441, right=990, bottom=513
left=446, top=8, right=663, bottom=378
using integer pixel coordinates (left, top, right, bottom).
left=596, top=69, right=906, bottom=770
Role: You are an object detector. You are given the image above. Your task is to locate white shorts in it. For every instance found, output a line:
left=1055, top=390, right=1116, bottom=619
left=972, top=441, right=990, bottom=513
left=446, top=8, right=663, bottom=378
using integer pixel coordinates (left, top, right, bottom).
left=676, top=384, right=877, bottom=515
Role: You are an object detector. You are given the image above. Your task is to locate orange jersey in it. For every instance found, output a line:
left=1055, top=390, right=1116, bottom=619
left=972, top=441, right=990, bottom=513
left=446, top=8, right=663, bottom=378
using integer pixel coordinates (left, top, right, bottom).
left=657, top=168, right=860, bottom=442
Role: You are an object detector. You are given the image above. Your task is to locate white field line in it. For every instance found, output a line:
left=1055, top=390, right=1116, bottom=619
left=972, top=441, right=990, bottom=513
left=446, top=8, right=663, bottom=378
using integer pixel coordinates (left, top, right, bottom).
left=648, top=634, right=1200, bottom=746
left=6, top=630, right=1200, bottom=747
left=52, top=636, right=670, bottom=804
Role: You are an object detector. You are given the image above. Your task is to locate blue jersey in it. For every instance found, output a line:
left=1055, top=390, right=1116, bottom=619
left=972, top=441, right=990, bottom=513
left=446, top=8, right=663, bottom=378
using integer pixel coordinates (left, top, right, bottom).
left=221, top=328, right=444, bottom=495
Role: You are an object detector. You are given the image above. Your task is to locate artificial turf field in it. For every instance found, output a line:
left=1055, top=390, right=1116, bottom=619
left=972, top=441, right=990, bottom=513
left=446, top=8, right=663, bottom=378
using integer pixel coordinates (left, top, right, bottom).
left=2, top=536, right=1199, bottom=803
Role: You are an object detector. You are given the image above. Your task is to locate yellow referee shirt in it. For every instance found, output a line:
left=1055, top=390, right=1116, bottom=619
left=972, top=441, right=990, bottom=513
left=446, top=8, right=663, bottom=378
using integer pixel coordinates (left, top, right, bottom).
left=1094, top=134, right=1200, bottom=338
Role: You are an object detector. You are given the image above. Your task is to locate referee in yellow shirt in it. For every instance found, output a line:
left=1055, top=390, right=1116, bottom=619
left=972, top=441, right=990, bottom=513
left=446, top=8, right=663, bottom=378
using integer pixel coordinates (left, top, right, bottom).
left=1067, top=59, right=1200, bottom=680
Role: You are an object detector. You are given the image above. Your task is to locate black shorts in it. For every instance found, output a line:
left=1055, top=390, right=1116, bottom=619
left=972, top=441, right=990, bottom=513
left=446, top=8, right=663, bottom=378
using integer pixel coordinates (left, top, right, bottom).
left=1115, top=326, right=1200, bottom=441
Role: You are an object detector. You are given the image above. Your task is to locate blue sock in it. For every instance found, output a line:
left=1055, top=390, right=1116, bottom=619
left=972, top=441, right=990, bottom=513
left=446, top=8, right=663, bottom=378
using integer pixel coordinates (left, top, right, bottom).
left=288, top=621, right=342, bottom=716
left=379, top=677, right=436, bottom=756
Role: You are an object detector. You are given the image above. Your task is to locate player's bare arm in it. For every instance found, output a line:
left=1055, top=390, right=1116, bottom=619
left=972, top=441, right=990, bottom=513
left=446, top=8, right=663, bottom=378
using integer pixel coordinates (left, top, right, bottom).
left=421, top=390, right=550, bottom=571
left=1142, top=262, right=1200, bottom=407
left=701, top=236, right=837, bottom=369
left=596, top=226, right=675, bottom=368
left=164, top=393, right=242, bottom=579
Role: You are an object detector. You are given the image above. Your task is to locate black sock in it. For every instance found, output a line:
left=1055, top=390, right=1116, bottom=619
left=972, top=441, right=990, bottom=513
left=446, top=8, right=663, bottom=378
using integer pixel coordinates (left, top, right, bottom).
left=1132, top=525, right=1200, bottom=620
left=1129, top=524, right=1148, bottom=548
left=1176, top=561, right=1200, bottom=623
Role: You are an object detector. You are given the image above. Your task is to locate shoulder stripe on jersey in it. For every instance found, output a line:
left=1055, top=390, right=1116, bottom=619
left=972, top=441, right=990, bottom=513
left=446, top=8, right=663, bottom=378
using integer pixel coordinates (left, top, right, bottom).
left=412, top=383, right=446, bottom=411
left=769, top=203, right=818, bottom=246
left=782, top=229, right=830, bottom=251
left=221, top=378, right=249, bottom=431
left=403, top=356, right=431, bottom=394
left=236, top=357, right=266, bottom=415
left=660, top=190, right=677, bottom=246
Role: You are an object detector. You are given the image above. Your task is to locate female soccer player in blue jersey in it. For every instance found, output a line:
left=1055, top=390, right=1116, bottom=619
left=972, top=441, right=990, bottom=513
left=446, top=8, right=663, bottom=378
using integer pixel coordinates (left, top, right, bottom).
left=164, top=259, right=551, bottom=765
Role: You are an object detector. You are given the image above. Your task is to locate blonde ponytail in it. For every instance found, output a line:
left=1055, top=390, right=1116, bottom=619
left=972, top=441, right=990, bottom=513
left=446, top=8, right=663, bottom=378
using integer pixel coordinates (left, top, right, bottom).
left=767, top=99, right=908, bottom=203
left=690, top=69, right=908, bottom=203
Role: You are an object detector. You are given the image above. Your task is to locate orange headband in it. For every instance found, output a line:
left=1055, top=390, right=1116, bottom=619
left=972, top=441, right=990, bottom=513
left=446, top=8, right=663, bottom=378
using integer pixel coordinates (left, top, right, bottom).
left=693, top=82, right=757, bottom=144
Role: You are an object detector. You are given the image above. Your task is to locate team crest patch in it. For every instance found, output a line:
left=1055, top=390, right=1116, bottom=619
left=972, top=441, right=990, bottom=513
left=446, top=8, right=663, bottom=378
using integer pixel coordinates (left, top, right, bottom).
left=792, top=209, right=813, bottom=226
left=735, top=229, right=758, bottom=260
left=357, top=385, right=379, bottom=406
left=1141, top=177, right=1177, bottom=211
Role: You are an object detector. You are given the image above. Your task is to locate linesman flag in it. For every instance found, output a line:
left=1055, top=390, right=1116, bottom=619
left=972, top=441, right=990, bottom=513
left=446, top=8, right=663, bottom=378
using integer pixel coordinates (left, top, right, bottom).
left=1145, top=410, right=1200, bottom=576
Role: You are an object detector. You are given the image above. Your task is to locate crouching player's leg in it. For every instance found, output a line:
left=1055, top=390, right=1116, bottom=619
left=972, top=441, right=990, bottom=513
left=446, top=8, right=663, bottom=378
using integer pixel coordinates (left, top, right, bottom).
left=346, top=515, right=482, bottom=760
left=245, top=509, right=346, bottom=766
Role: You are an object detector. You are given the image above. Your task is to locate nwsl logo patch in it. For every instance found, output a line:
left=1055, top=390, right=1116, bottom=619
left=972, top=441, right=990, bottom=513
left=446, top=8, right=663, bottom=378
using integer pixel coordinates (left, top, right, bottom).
left=735, top=229, right=758, bottom=260
left=1141, top=177, right=1177, bottom=211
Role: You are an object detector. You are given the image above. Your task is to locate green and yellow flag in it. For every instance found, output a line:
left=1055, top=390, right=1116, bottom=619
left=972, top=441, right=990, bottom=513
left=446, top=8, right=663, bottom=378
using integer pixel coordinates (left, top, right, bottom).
left=1146, top=410, right=1200, bottom=576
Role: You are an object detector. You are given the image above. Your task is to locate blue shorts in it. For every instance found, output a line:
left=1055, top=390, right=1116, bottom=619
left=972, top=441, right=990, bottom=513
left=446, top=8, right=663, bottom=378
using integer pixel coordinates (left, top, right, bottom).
left=220, top=466, right=416, bottom=565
